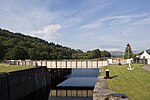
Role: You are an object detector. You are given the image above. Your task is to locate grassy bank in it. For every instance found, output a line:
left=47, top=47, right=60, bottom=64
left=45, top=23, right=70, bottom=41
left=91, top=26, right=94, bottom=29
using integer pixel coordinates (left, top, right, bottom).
left=101, top=64, right=150, bottom=100
left=0, top=64, right=35, bottom=72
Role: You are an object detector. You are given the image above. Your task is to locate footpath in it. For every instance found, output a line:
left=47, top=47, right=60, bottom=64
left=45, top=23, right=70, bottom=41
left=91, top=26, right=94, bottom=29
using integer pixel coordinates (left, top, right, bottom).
left=142, top=65, right=150, bottom=71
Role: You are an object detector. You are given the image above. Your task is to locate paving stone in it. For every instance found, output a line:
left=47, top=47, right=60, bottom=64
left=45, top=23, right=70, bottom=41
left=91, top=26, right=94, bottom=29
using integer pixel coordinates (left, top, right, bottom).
left=142, top=65, right=150, bottom=71
left=93, top=76, right=129, bottom=100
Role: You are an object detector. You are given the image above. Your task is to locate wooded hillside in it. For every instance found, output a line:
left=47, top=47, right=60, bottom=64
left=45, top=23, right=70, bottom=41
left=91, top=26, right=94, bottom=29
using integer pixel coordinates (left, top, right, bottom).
left=0, top=28, right=111, bottom=60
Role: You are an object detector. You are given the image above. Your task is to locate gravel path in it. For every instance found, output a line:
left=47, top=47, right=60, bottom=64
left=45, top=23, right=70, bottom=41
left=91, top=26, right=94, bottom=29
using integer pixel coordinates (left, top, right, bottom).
left=142, top=65, right=150, bottom=71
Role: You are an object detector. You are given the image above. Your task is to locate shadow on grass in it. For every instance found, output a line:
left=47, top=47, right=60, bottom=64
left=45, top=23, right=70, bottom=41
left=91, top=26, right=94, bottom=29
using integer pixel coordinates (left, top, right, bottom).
left=110, top=75, right=118, bottom=79
left=104, top=75, right=118, bottom=79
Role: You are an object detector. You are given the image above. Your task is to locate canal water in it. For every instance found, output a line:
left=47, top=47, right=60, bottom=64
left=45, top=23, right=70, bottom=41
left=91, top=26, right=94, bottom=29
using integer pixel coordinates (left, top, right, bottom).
left=20, top=68, right=99, bottom=100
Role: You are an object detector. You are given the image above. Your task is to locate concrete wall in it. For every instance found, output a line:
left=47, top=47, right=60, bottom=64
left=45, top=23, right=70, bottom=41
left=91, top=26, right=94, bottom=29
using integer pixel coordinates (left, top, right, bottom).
left=12, top=60, right=108, bottom=68
left=0, top=67, right=50, bottom=100
left=0, top=73, right=9, bottom=100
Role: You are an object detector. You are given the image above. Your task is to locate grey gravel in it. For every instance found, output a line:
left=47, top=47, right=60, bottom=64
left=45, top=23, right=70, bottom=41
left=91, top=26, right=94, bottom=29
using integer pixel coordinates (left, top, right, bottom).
left=142, top=65, right=150, bottom=71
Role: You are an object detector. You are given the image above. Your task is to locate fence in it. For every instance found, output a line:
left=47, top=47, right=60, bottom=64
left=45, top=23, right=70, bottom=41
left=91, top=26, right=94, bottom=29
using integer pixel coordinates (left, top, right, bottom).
left=10, top=60, right=108, bottom=68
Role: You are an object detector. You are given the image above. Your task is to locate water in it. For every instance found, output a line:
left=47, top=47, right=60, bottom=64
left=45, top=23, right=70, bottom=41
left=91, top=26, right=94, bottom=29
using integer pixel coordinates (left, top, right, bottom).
left=50, top=68, right=99, bottom=99
left=67, top=68, right=99, bottom=77
left=57, top=77, right=97, bottom=87
left=56, top=68, right=99, bottom=88
left=20, top=68, right=99, bottom=100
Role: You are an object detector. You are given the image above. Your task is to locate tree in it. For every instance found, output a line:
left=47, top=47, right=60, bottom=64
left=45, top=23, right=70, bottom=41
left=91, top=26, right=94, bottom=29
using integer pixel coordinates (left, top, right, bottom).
left=28, top=48, right=38, bottom=60
left=5, top=46, right=29, bottom=60
left=0, top=43, right=5, bottom=60
left=87, top=49, right=101, bottom=59
left=101, top=50, right=111, bottom=58
left=124, top=43, right=133, bottom=59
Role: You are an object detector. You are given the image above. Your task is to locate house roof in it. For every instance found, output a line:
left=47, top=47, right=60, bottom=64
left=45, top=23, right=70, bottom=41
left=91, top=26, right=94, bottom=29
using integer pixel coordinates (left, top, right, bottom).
left=139, top=49, right=150, bottom=55
left=140, top=50, right=150, bottom=59
left=146, top=49, right=150, bottom=54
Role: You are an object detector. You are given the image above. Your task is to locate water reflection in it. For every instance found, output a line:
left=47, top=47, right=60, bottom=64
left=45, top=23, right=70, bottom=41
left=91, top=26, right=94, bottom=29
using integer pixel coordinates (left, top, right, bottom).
left=56, top=77, right=97, bottom=89
left=49, top=68, right=99, bottom=100
left=67, top=68, right=99, bottom=78
left=20, top=68, right=99, bottom=100
left=48, top=97, right=93, bottom=100
left=56, top=68, right=99, bottom=89
left=50, top=90, right=93, bottom=97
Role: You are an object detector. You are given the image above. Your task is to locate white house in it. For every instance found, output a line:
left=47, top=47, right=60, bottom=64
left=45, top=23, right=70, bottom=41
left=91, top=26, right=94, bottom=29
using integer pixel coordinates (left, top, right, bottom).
left=140, top=50, right=150, bottom=64
left=140, top=50, right=150, bottom=59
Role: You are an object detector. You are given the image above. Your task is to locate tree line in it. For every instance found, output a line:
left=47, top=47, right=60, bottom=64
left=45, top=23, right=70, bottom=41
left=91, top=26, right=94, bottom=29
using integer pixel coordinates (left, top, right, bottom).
left=0, top=28, right=111, bottom=60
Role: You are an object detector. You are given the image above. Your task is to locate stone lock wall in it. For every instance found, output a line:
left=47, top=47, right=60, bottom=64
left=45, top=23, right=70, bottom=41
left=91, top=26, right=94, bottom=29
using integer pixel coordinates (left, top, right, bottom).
left=0, top=67, right=50, bottom=100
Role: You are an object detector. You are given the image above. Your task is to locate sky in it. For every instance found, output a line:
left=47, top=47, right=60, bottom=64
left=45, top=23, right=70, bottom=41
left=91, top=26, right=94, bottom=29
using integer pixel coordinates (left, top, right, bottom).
left=0, top=0, right=150, bottom=52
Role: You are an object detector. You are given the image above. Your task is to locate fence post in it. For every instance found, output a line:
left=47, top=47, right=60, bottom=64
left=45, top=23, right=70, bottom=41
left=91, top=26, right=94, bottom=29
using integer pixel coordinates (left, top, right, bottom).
left=81, top=61, right=82, bottom=68
left=86, top=61, right=88, bottom=68
left=66, top=61, right=67, bottom=68
left=71, top=61, right=72, bottom=68
left=76, top=61, right=77, bottom=68
left=97, top=60, right=98, bottom=68
left=41, top=61, right=42, bottom=66
left=56, top=61, right=57, bottom=68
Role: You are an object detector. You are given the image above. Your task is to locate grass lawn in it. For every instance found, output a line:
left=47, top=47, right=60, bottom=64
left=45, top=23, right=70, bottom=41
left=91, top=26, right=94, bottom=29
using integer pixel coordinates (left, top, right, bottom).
left=101, top=64, right=150, bottom=100
left=0, top=64, right=36, bottom=72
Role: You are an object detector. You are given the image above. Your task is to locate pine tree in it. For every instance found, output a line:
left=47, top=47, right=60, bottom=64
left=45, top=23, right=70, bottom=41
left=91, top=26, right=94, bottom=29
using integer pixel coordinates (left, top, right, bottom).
left=124, top=43, right=133, bottom=59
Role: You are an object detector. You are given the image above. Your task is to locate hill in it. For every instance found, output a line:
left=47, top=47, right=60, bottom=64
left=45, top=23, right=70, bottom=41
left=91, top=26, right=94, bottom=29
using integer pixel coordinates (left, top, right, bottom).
left=0, top=28, right=111, bottom=60
left=110, top=51, right=123, bottom=57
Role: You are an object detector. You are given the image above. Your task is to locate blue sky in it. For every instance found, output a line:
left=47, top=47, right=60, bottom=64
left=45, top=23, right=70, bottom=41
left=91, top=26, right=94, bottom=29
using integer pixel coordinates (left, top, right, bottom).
left=0, top=0, right=150, bottom=51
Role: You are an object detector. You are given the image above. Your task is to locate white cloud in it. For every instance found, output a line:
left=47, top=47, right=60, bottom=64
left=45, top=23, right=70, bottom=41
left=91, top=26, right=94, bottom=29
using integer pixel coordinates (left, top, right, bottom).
left=76, top=0, right=113, bottom=18
left=98, top=14, right=147, bottom=22
left=133, top=16, right=150, bottom=25
left=80, top=14, right=147, bottom=30
left=80, top=23, right=103, bottom=29
left=29, top=24, right=62, bottom=40
left=0, top=0, right=61, bottom=34
left=63, top=17, right=82, bottom=28
left=62, top=0, right=113, bottom=30
left=99, top=45, right=122, bottom=51
left=104, top=48, right=121, bottom=51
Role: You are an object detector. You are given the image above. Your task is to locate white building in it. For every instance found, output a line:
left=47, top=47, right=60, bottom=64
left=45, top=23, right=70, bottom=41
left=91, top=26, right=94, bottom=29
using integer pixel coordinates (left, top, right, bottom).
left=140, top=50, right=150, bottom=65
left=107, top=59, right=113, bottom=64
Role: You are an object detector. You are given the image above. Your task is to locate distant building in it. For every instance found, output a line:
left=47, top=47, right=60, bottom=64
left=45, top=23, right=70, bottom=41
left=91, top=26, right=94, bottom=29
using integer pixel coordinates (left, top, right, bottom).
left=140, top=50, right=150, bottom=59
left=140, top=50, right=150, bottom=65
left=107, top=58, right=127, bottom=65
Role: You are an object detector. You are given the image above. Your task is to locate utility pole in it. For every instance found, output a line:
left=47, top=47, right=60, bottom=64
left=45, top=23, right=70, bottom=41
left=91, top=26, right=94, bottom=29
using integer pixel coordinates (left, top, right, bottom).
left=120, top=32, right=124, bottom=64
left=128, top=46, right=129, bottom=59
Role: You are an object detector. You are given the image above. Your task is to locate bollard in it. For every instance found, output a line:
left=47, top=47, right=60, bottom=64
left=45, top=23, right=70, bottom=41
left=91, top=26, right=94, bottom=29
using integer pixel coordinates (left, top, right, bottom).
left=106, top=69, right=109, bottom=79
